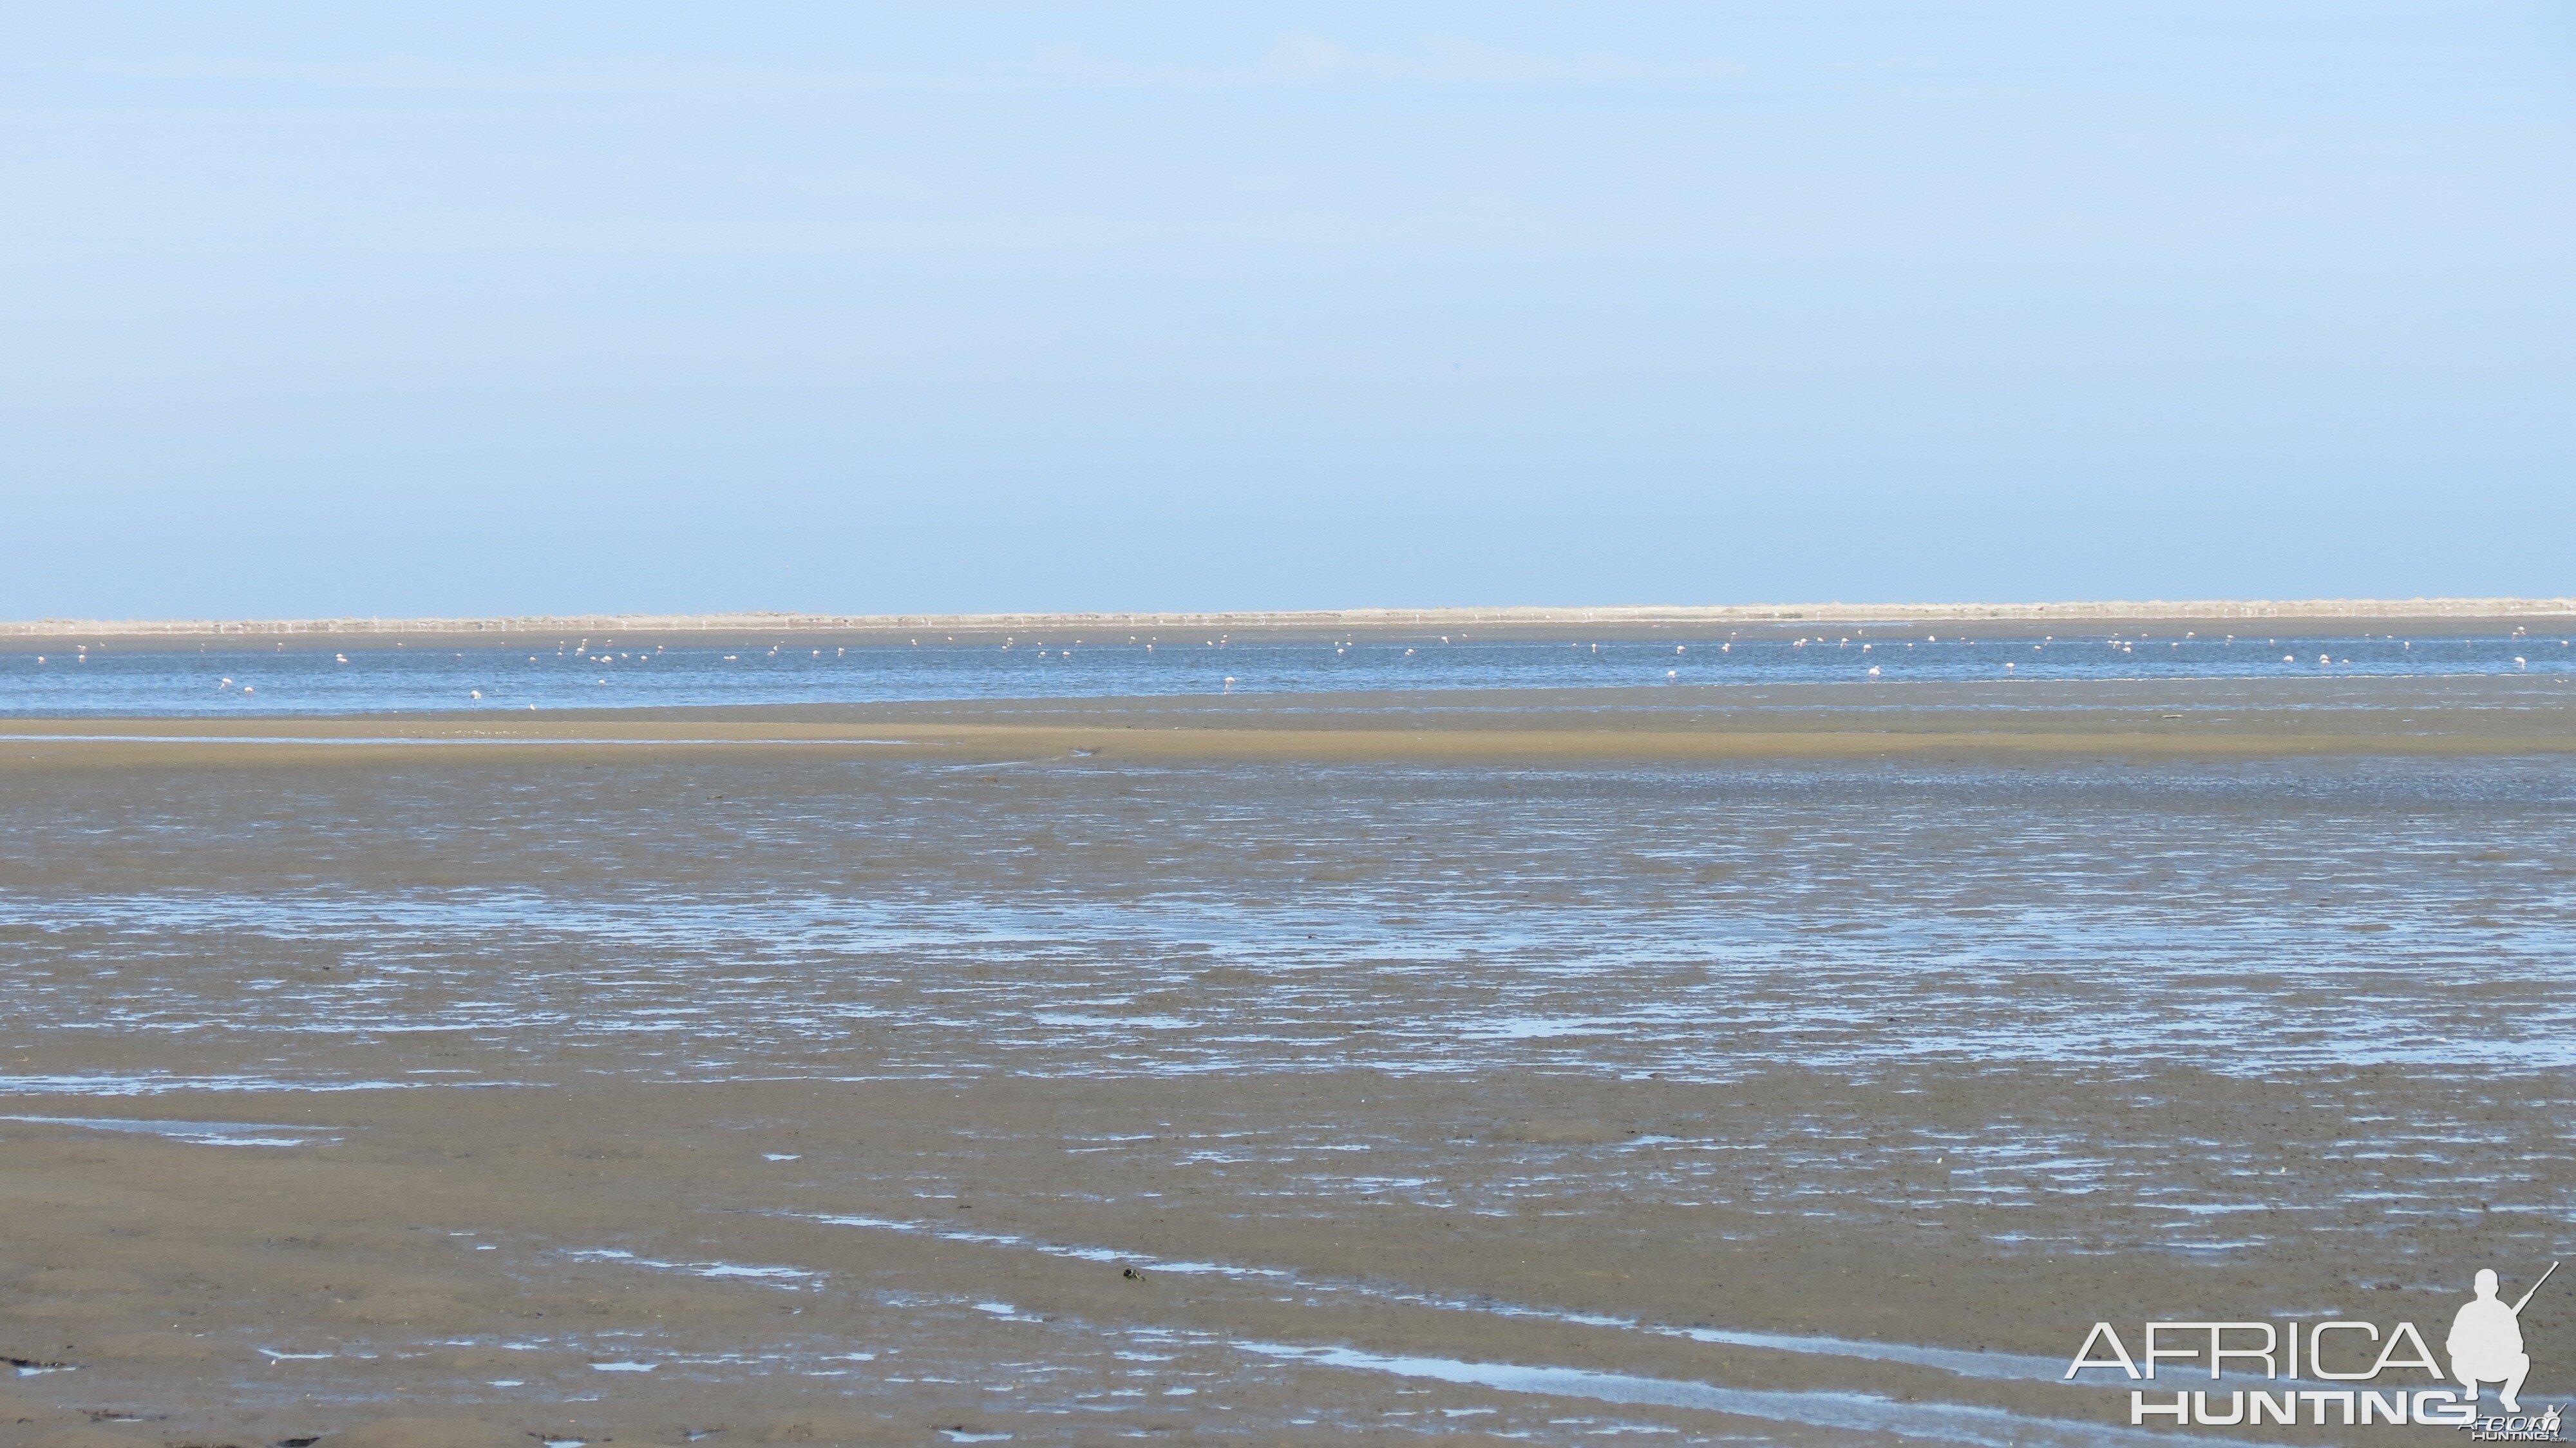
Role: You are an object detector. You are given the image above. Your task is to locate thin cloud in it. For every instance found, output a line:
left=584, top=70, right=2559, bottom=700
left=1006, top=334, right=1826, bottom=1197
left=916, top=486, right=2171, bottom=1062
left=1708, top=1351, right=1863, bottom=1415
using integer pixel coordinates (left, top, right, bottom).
left=1260, top=32, right=1742, bottom=87
left=84, top=41, right=1740, bottom=99
left=89, top=57, right=869, bottom=95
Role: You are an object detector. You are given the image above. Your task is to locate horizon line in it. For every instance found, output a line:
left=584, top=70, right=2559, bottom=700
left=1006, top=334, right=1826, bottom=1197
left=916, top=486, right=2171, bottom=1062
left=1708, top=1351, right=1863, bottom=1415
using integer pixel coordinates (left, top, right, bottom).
left=6, top=595, right=2575, bottom=640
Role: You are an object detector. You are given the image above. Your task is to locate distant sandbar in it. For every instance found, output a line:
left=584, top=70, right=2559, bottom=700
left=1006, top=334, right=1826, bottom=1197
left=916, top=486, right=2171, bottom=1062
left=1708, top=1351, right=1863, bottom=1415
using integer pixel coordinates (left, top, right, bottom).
left=5, top=596, right=2571, bottom=649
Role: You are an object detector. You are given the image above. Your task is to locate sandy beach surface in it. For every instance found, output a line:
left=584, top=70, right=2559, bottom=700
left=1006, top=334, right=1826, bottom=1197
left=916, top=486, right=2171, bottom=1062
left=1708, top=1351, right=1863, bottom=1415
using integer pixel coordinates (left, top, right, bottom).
left=3, top=676, right=2571, bottom=1446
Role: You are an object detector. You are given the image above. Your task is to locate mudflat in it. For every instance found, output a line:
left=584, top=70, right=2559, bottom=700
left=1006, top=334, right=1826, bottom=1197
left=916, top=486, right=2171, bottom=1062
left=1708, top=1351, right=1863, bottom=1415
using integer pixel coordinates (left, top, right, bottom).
left=6, top=675, right=2575, bottom=761
left=3, top=678, right=2571, bottom=1445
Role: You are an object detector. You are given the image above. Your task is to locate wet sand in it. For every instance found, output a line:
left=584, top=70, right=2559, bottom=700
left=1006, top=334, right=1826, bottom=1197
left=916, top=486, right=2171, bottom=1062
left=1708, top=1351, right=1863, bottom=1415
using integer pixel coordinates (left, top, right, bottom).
left=5, top=676, right=2574, bottom=764
left=4, top=679, right=2571, bottom=1446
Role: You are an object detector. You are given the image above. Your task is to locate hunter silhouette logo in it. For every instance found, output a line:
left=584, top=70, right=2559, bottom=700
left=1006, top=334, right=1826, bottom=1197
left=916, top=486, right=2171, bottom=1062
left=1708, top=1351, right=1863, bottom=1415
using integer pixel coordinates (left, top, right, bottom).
left=2452, top=1262, right=2551, bottom=1413
left=2066, top=1259, right=2562, bottom=1433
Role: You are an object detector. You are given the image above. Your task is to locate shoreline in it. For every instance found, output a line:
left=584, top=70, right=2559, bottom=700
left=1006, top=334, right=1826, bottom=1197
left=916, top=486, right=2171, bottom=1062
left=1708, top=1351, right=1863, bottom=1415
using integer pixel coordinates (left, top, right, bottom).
left=5, top=595, right=2573, bottom=649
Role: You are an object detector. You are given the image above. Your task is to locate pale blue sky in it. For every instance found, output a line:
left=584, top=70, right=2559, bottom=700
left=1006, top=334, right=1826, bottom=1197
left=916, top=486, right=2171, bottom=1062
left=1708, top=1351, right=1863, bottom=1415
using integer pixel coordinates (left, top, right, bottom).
left=3, top=5, right=2569, bottom=618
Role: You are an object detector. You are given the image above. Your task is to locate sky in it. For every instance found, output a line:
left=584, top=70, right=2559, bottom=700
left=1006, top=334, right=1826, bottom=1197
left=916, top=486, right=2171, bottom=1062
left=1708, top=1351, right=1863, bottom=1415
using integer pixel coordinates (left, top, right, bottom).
left=3, top=4, right=2570, bottom=619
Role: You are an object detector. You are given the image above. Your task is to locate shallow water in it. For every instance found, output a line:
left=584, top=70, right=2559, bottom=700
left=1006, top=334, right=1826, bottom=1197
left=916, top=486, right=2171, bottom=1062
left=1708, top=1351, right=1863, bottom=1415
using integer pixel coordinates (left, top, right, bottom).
left=3, top=751, right=2570, bottom=1279
left=5, top=757, right=2570, bottom=1091
left=0, top=1112, right=330, bottom=1147
left=1235, top=1342, right=2224, bottom=1448
left=5, top=629, right=2570, bottom=715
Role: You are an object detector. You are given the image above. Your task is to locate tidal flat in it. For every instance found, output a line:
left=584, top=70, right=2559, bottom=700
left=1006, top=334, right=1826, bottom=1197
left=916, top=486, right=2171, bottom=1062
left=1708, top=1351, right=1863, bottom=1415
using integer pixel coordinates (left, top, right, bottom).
left=2, top=674, right=2571, bottom=1445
